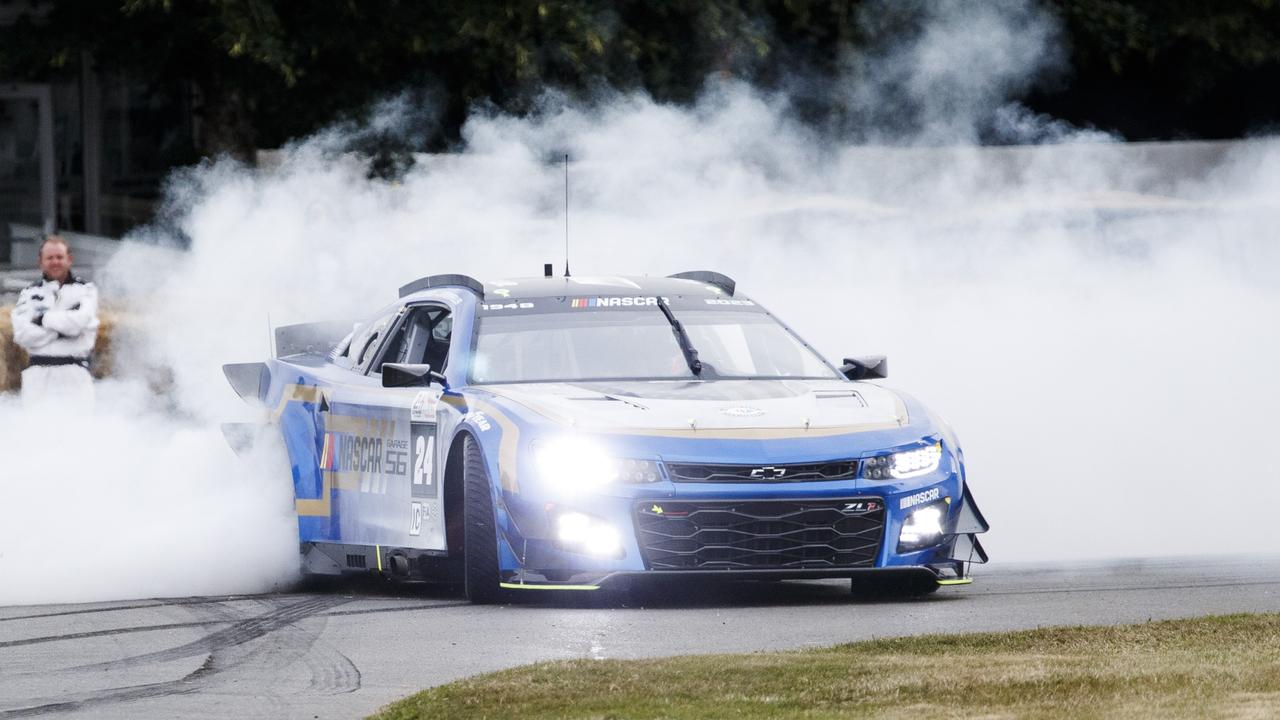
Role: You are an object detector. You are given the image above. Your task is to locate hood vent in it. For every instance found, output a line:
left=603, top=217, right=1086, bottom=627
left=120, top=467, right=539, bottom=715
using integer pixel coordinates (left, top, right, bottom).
left=814, top=391, right=866, bottom=406
left=568, top=395, right=650, bottom=411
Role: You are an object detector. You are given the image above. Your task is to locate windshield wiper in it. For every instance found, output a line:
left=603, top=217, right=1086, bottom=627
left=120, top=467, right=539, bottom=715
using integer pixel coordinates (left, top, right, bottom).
left=657, top=300, right=706, bottom=377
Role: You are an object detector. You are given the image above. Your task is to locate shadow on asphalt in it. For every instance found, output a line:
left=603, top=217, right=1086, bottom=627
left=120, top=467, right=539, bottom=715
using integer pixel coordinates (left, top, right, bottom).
left=297, top=574, right=962, bottom=610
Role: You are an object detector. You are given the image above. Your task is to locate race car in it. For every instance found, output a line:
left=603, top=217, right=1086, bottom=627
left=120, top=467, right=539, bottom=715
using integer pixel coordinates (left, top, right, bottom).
left=224, top=270, right=988, bottom=602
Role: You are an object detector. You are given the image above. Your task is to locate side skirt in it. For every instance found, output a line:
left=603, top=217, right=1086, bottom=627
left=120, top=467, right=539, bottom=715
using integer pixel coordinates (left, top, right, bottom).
left=302, top=542, right=448, bottom=580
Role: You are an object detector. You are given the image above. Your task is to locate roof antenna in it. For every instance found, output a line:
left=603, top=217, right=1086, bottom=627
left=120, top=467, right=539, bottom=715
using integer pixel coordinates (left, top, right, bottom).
left=563, top=153, right=571, bottom=278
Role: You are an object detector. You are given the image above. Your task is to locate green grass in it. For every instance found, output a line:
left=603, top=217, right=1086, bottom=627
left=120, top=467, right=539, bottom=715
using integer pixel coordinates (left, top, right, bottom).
left=370, top=613, right=1280, bottom=720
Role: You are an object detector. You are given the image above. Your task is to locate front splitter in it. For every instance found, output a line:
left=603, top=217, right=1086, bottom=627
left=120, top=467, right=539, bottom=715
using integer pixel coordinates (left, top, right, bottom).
left=499, top=565, right=957, bottom=592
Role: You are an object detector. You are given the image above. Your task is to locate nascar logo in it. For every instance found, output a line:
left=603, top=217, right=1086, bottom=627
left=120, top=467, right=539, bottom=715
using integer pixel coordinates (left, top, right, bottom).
left=571, top=296, right=665, bottom=308
left=320, top=432, right=384, bottom=473
left=900, top=487, right=942, bottom=510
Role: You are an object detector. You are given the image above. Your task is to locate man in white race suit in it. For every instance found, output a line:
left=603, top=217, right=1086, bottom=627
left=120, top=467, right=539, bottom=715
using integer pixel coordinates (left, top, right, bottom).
left=10, top=235, right=100, bottom=408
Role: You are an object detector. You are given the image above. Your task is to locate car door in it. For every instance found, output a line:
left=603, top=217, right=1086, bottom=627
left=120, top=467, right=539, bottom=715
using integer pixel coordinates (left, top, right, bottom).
left=322, top=302, right=453, bottom=552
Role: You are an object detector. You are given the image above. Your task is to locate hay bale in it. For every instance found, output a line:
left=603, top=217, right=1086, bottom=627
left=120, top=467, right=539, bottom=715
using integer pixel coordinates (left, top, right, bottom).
left=1, top=305, right=121, bottom=392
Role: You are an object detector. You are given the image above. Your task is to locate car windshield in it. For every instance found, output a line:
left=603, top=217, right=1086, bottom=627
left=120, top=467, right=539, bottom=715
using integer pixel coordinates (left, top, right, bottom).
left=470, top=306, right=838, bottom=383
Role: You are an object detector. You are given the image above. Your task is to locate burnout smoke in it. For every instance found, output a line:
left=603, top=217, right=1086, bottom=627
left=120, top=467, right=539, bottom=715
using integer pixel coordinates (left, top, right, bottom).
left=3, top=1, right=1277, bottom=607
left=0, top=382, right=299, bottom=606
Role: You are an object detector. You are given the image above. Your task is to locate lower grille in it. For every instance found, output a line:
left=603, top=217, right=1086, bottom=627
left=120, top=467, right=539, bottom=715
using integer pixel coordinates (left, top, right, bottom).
left=635, top=498, right=884, bottom=570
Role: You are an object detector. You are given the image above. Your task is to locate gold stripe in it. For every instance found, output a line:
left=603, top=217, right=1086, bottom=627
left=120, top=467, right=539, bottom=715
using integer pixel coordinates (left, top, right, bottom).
left=937, top=578, right=973, bottom=586
left=295, top=471, right=332, bottom=517
left=271, top=383, right=325, bottom=421
left=590, top=421, right=904, bottom=440
left=499, top=582, right=600, bottom=591
left=331, top=470, right=361, bottom=491
left=376, top=545, right=383, bottom=572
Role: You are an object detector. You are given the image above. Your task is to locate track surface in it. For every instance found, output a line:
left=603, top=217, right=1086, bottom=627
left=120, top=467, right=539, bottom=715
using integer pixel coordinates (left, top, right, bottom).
left=2, top=556, right=1278, bottom=719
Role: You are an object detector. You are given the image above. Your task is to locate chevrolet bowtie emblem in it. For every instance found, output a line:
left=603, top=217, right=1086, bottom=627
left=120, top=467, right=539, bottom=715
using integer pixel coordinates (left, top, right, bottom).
left=749, top=466, right=787, bottom=480
left=651, top=504, right=664, bottom=514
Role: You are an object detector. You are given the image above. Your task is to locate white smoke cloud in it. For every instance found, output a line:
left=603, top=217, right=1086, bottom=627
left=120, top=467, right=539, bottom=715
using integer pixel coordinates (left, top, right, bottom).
left=3, top=0, right=1278, bottom=607
left=0, top=381, right=298, bottom=606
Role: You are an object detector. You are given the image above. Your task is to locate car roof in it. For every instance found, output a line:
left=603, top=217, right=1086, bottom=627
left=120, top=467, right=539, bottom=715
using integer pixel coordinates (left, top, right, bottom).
left=479, top=275, right=737, bottom=300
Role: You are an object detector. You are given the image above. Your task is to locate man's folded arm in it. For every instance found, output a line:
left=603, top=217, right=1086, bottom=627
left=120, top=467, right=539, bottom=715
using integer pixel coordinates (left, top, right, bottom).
left=40, top=284, right=100, bottom=339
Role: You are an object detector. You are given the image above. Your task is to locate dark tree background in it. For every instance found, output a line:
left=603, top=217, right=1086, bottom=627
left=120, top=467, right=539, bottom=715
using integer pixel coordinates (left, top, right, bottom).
left=3, top=0, right=1278, bottom=160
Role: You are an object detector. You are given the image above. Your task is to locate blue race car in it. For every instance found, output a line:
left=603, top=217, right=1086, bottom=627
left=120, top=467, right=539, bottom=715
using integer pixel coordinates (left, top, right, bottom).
left=224, top=271, right=988, bottom=602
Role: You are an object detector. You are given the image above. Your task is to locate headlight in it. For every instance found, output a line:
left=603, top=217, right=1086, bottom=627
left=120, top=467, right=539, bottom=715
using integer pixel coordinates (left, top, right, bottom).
left=534, top=436, right=662, bottom=488
left=862, top=442, right=942, bottom=480
left=898, top=502, right=946, bottom=552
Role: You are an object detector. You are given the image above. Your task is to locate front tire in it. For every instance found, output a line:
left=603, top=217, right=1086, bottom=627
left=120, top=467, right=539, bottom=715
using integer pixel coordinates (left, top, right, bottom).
left=462, top=435, right=504, bottom=604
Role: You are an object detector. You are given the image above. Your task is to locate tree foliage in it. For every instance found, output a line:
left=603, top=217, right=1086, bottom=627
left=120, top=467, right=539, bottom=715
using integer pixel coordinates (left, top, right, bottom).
left=2, top=0, right=1278, bottom=158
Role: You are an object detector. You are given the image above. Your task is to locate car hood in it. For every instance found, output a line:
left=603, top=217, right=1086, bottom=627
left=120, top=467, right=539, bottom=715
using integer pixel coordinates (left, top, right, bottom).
left=476, top=379, right=908, bottom=436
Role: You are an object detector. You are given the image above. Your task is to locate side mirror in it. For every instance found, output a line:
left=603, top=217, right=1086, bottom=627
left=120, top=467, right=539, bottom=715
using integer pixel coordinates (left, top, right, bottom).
left=382, top=363, right=446, bottom=388
left=840, top=355, right=888, bottom=381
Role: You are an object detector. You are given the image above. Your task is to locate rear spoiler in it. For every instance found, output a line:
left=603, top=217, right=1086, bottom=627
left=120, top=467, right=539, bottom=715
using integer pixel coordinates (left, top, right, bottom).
left=668, top=270, right=736, bottom=296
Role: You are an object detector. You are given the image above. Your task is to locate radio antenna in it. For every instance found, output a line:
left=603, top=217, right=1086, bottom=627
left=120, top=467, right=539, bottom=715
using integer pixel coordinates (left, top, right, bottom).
left=563, top=153, right=571, bottom=277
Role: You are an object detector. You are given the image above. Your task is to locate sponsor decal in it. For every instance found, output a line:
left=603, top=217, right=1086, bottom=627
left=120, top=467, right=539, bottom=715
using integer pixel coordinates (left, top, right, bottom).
left=721, top=406, right=765, bottom=417
left=410, top=390, right=441, bottom=422
left=410, top=502, right=424, bottom=536
left=704, top=298, right=756, bottom=306
left=493, top=288, right=511, bottom=297
left=899, top=487, right=942, bottom=510
left=481, top=302, right=534, bottom=311
left=320, top=432, right=384, bottom=473
left=570, top=296, right=668, bottom=308
left=409, top=502, right=439, bottom=536
left=749, top=466, right=787, bottom=480
left=470, top=412, right=492, bottom=432
left=319, top=430, right=407, bottom=494
left=842, top=501, right=881, bottom=513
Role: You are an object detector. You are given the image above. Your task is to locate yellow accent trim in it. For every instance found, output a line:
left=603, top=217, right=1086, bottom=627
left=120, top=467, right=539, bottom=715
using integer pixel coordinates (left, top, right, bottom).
left=591, top=422, right=904, bottom=439
left=937, top=577, right=973, bottom=586
left=500, top=582, right=600, bottom=591
left=376, top=545, right=383, bottom=572
left=271, top=383, right=325, bottom=421
left=295, top=474, right=332, bottom=517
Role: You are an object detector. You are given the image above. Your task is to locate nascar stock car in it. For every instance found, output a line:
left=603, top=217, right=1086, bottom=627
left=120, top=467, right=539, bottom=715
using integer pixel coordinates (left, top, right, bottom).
left=223, top=270, right=988, bottom=602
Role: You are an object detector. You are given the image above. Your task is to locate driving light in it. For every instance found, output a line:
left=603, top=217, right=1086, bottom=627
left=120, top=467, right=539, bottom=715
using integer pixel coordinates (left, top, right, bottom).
left=898, top=503, right=946, bottom=552
left=535, top=437, right=662, bottom=488
left=555, top=511, right=623, bottom=557
left=862, top=442, right=943, bottom=480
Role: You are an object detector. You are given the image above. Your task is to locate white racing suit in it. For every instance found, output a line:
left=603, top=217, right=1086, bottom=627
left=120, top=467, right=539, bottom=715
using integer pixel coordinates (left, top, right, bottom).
left=10, top=274, right=100, bottom=409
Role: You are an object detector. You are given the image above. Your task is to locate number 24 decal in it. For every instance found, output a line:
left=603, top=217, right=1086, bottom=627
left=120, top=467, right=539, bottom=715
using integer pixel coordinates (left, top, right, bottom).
left=413, top=434, right=435, bottom=487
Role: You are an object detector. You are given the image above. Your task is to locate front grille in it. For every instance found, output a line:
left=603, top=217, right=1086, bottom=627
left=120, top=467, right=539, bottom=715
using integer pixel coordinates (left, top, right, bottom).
left=635, top=498, right=884, bottom=570
left=665, top=460, right=858, bottom=483
left=345, top=554, right=367, bottom=569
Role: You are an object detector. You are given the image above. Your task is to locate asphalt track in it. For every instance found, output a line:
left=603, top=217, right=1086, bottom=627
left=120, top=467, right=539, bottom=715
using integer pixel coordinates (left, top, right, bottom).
left=1, top=555, right=1278, bottom=719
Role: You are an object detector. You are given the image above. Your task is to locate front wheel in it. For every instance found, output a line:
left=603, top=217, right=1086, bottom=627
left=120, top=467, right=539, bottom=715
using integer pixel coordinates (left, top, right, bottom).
left=462, top=435, right=504, bottom=604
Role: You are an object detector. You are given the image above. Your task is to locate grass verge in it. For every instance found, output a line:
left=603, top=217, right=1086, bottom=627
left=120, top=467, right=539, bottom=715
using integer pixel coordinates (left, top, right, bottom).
left=370, top=613, right=1280, bottom=719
